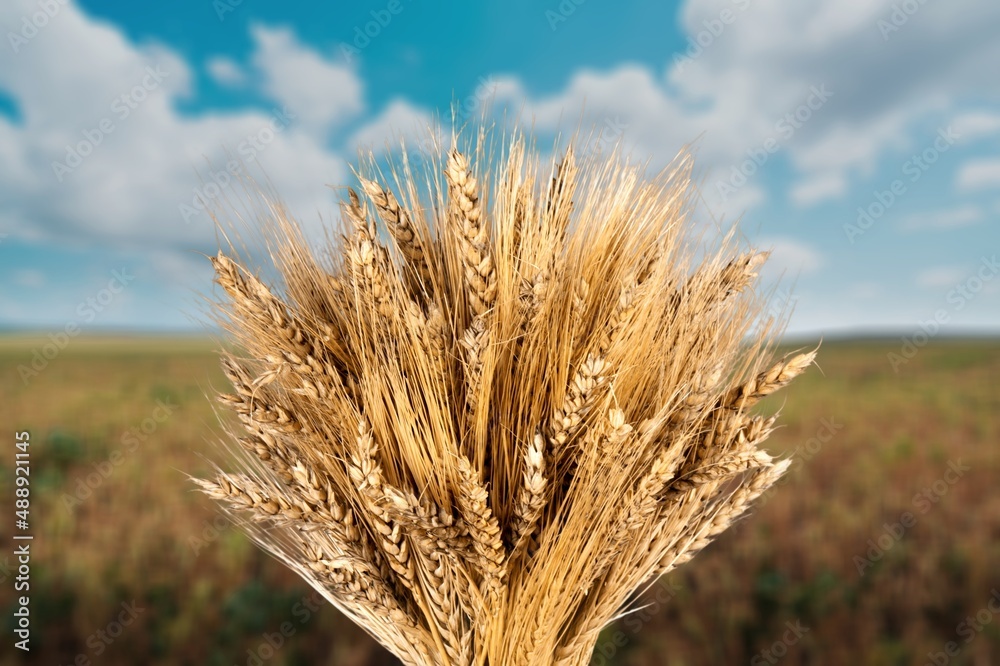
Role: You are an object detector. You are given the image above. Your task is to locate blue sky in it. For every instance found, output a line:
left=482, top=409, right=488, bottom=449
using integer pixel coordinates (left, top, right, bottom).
left=1, top=0, right=998, bottom=337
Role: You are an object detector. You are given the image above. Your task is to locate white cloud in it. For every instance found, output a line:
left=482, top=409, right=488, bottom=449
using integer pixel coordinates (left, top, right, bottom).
left=698, top=181, right=767, bottom=222
left=13, top=268, right=45, bottom=288
left=249, top=24, right=363, bottom=138
left=788, top=113, right=908, bottom=180
left=348, top=98, right=434, bottom=154
left=0, top=2, right=367, bottom=253
left=1, top=0, right=999, bottom=338
left=789, top=172, right=846, bottom=207
left=206, top=56, right=246, bottom=87
left=917, top=266, right=967, bottom=288
left=953, top=111, right=1000, bottom=140
left=6, top=0, right=996, bottom=254
left=493, top=66, right=696, bottom=163
left=494, top=0, right=1000, bottom=214
left=956, top=159, right=1000, bottom=192
left=900, top=204, right=983, bottom=231
left=759, top=238, right=824, bottom=277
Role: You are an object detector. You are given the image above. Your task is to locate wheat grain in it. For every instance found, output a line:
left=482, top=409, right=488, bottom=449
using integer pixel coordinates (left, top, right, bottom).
left=543, top=147, right=578, bottom=243
left=343, top=187, right=396, bottom=316
left=658, top=460, right=791, bottom=575
left=446, top=148, right=496, bottom=317
left=598, top=274, right=639, bottom=355
left=455, top=455, right=507, bottom=609
left=348, top=420, right=418, bottom=589
left=509, top=432, right=548, bottom=559
left=381, top=486, right=473, bottom=666
left=360, top=176, right=434, bottom=299
left=722, top=349, right=817, bottom=410
left=460, top=315, right=490, bottom=420
left=547, top=353, right=608, bottom=459
left=196, top=120, right=816, bottom=666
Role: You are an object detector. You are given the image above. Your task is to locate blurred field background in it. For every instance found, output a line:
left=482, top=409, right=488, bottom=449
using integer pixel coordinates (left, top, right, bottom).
left=0, top=335, right=998, bottom=665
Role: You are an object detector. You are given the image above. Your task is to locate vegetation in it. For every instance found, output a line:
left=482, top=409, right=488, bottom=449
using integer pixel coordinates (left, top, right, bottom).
left=196, top=129, right=813, bottom=666
left=1, top=337, right=998, bottom=663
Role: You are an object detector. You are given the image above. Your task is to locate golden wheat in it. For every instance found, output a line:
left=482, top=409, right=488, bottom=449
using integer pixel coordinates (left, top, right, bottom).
left=196, top=121, right=816, bottom=666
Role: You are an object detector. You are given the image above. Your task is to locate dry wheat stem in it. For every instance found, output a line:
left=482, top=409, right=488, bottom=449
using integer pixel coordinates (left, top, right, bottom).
left=197, top=121, right=816, bottom=666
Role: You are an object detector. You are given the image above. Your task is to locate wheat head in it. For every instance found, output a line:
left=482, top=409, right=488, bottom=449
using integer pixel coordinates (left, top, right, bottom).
left=195, top=121, right=816, bottom=666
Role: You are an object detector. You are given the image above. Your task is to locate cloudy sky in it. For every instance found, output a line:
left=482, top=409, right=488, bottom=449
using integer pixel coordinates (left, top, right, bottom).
left=1, top=0, right=998, bottom=337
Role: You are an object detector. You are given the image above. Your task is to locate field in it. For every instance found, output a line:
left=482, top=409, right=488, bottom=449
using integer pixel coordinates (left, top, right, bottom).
left=0, top=335, right=998, bottom=665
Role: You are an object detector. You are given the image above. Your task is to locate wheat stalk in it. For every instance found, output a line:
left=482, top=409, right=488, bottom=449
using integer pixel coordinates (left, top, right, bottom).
left=196, top=120, right=816, bottom=665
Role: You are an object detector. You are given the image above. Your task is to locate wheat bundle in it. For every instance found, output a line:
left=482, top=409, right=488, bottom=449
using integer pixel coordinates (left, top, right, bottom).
left=195, top=123, right=815, bottom=666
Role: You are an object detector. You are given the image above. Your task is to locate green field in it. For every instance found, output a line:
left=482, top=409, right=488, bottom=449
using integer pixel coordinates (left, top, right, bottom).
left=1, top=336, right=998, bottom=665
